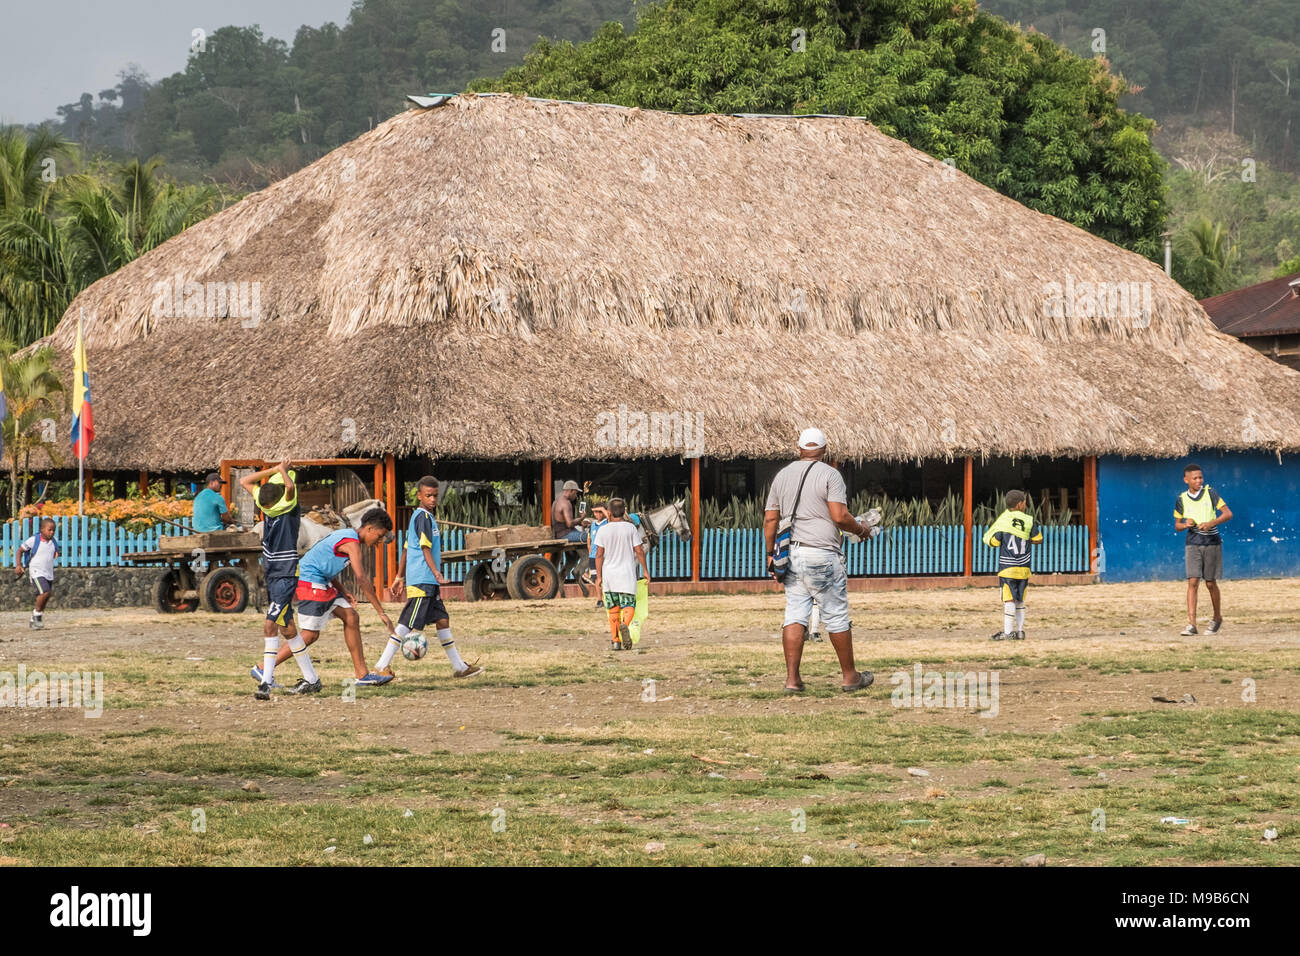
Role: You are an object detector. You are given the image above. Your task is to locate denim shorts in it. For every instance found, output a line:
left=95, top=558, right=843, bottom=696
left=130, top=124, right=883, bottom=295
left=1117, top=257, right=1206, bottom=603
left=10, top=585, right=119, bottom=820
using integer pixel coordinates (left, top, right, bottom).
left=783, top=545, right=851, bottom=633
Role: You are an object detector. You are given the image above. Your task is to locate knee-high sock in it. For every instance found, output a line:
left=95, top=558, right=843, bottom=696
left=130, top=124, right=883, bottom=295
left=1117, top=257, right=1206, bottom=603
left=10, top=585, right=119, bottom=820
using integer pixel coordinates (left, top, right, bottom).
left=620, top=606, right=635, bottom=627
left=262, top=636, right=281, bottom=683
left=1015, top=603, right=1026, bottom=632
left=1003, top=602, right=1016, bottom=635
left=607, top=607, right=621, bottom=641
left=436, top=627, right=466, bottom=670
left=376, top=624, right=407, bottom=671
left=287, top=635, right=319, bottom=683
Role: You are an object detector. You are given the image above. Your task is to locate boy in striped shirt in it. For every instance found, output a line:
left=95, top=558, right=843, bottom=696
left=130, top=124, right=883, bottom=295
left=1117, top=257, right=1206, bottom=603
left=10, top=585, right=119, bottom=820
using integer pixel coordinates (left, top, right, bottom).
left=241, top=460, right=300, bottom=700
left=982, top=490, right=1043, bottom=640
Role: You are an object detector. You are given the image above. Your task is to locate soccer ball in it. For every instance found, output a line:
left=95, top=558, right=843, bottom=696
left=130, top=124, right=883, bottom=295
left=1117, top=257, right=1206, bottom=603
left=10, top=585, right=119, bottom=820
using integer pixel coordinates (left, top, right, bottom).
left=401, top=632, right=428, bottom=661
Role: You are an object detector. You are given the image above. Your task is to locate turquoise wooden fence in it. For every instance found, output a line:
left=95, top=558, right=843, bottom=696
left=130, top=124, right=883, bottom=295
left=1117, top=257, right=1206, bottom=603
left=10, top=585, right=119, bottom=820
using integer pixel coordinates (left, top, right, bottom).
left=972, top=524, right=1090, bottom=575
left=1, top=516, right=194, bottom=568
left=8, top=519, right=1087, bottom=578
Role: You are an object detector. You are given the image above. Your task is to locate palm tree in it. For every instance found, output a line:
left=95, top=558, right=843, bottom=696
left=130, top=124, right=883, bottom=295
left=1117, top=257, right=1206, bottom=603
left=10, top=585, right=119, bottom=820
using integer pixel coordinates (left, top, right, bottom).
left=0, top=125, right=76, bottom=215
left=0, top=144, right=222, bottom=346
left=0, top=341, right=65, bottom=518
left=1174, top=217, right=1240, bottom=298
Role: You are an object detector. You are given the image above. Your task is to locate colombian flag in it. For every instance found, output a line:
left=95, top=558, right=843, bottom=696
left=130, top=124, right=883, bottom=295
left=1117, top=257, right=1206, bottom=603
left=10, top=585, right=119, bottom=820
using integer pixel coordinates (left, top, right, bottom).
left=70, top=312, right=94, bottom=459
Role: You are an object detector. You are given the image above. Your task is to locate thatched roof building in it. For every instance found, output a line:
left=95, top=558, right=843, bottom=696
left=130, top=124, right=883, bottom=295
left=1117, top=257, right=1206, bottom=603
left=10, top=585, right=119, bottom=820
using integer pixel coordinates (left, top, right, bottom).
left=42, top=94, right=1300, bottom=470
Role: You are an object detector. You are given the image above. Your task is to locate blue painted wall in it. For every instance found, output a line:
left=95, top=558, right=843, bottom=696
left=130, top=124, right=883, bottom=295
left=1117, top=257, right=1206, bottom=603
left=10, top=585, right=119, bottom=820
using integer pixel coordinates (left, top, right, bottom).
left=1098, top=452, right=1300, bottom=582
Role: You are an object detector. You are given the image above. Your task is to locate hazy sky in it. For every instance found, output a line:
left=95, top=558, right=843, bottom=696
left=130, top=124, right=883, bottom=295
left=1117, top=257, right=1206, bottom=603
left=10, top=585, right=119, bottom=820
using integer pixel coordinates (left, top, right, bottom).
left=0, top=0, right=357, bottom=125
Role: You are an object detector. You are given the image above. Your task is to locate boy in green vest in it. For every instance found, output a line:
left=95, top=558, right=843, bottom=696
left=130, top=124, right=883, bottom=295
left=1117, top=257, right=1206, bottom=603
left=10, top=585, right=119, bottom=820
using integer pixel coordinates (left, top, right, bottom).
left=982, top=490, right=1043, bottom=640
left=1174, top=463, right=1231, bottom=635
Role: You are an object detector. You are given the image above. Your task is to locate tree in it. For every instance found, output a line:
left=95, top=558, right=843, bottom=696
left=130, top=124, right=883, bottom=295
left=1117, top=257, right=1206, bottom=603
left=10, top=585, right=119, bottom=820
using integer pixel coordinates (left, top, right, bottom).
left=1174, top=217, right=1240, bottom=298
left=0, top=143, right=221, bottom=346
left=0, top=342, right=65, bottom=518
left=471, top=0, right=1169, bottom=255
left=0, top=125, right=76, bottom=216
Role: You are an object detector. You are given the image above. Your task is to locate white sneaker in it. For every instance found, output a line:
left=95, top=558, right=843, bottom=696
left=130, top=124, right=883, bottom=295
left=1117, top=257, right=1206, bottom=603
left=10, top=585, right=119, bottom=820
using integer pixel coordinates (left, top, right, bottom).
left=1180, top=623, right=1197, bottom=636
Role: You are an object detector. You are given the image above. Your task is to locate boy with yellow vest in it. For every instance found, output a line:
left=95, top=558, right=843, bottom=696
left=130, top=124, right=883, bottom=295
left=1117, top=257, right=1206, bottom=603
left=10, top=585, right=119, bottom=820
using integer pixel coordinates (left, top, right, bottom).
left=982, top=490, right=1043, bottom=640
left=1174, top=463, right=1231, bottom=635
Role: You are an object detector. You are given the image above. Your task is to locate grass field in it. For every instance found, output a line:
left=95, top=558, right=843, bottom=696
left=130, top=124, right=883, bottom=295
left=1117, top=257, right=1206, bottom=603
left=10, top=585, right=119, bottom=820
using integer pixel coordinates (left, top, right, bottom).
left=1, top=579, right=1298, bottom=866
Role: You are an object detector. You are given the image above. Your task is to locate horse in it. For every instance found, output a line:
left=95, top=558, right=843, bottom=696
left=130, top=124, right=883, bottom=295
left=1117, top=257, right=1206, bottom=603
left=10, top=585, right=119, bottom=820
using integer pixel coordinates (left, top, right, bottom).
left=634, top=498, right=691, bottom=552
left=570, top=498, right=691, bottom=596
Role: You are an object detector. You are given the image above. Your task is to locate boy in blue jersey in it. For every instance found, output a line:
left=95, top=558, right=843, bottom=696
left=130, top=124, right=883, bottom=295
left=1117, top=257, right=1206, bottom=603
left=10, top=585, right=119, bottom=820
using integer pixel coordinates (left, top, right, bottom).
left=262, top=508, right=398, bottom=693
left=982, top=490, right=1043, bottom=640
left=381, top=476, right=483, bottom=678
left=584, top=502, right=609, bottom=605
left=240, top=460, right=300, bottom=700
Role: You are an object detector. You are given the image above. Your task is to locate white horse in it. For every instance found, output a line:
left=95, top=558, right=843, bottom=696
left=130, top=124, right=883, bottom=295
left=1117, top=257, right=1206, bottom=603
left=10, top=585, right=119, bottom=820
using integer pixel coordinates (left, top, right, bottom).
left=635, top=498, right=692, bottom=550
left=254, top=498, right=387, bottom=554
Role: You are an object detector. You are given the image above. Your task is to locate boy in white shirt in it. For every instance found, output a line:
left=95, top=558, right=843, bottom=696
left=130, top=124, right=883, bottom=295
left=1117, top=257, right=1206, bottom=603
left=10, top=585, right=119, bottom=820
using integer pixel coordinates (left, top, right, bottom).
left=15, top=517, right=60, bottom=629
left=594, top=498, right=650, bottom=650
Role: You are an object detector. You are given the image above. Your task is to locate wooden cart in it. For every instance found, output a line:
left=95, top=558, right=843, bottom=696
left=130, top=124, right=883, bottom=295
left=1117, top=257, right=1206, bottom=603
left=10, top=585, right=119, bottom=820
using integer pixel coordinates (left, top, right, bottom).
left=123, top=531, right=265, bottom=614
left=441, top=534, right=588, bottom=601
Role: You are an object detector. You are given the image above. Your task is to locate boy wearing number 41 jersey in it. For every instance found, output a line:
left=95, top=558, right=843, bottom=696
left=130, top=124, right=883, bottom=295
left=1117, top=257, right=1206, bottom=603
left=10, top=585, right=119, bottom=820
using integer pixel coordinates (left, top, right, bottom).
left=982, top=490, right=1043, bottom=641
left=381, top=475, right=483, bottom=679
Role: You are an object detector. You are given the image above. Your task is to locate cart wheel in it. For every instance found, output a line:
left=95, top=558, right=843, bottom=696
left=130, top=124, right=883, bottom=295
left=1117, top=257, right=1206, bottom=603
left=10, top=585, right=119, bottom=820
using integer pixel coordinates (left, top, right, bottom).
left=201, top=567, right=250, bottom=614
left=153, top=569, right=198, bottom=614
left=506, top=555, right=560, bottom=600
left=463, top=561, right=506, bottom=601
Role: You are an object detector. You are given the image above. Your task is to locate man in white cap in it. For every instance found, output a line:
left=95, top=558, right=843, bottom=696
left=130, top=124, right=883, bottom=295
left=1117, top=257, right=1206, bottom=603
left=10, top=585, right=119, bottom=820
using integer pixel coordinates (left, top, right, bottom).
left=763, top=428, right=874, bottom=693
left=551, top=479, right=589, bottom=584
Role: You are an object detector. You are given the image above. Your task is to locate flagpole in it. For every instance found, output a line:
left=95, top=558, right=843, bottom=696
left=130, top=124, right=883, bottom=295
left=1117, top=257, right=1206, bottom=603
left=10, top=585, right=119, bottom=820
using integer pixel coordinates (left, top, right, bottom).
left=76, top=308, right=85, bottom=515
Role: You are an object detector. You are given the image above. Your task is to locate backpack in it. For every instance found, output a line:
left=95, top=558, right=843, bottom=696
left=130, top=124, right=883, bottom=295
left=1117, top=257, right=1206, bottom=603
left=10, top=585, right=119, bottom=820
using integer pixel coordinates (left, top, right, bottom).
left=21, top=536, right=59, bottom=569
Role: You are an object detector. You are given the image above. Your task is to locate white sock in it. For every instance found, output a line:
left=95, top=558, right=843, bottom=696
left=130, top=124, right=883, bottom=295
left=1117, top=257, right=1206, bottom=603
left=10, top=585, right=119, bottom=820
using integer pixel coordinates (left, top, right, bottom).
left=1003, top=602, right=1015, bottom=635
left=437, top=627, right=465, bottom=670
left=1015, top=604, right=1026, bottom=632
left=288, top=635, right=318, bottom=683
left=262, top=637, right=280, bottom=683
left=376, top=627, right=406, bottom=670
left=32, top=610, right=42, bottom=619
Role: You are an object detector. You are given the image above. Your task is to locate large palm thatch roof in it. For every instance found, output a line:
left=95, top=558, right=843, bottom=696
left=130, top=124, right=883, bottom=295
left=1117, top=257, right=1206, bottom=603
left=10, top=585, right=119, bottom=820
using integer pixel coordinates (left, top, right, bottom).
left=42, top=94, right=1300, bottom=469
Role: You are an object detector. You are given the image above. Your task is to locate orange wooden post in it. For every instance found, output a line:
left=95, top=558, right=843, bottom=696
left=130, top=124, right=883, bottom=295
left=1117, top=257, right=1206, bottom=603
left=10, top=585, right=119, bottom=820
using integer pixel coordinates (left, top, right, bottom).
left=690, top=457, right=701, bottom=582
left=962, top=456, right=973, bottom=577
left=541, top=458, right=553, bottom=525
left=139, top=470, right=148, bottom=498
left=1084, top=455, right=1098, bottom=573
left=384, top=453, right=397, bottom=591
left=85, top=468, right=94, bottom=503
left=219, top=461, right=232, bottom=505
left=372, top=460, right=385, bottom=592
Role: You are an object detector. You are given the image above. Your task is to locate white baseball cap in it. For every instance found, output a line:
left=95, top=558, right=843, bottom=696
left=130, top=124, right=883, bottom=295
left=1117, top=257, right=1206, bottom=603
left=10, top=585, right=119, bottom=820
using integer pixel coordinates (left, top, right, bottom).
left=797, top=427, right=827, bottom=450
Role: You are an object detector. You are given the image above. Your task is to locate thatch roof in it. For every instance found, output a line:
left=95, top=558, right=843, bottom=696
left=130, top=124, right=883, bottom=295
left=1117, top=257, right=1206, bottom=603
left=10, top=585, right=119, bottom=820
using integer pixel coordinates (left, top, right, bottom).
left=40, top=94, right=1300, bottom=469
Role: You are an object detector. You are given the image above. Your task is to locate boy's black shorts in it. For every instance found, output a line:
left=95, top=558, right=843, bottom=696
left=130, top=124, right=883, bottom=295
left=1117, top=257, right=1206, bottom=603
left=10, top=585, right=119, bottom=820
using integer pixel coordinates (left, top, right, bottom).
left=398, top=588, right=448, bottom=632
left=265, top=576, right=296, bottom=626
left=32, top=576, right=52, bottom=596
left=998, top=576, right=1028, bottom=603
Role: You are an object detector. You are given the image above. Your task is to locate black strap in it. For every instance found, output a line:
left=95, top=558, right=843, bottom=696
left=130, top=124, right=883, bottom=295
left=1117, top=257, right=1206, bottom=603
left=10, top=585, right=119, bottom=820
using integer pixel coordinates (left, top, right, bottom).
left=785, top=461, right=819, bottom=542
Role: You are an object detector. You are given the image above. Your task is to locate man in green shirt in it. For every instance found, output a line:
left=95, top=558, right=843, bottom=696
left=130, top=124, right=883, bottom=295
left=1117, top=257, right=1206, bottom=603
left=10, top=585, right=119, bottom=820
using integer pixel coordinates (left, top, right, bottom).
left=1173, top=463, right=1232, bottom=635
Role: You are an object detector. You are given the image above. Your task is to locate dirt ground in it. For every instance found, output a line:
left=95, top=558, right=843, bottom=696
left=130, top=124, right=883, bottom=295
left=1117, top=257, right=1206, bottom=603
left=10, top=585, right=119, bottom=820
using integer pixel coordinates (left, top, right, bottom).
left=3, top=577, right=1297, bottom=748
left=2, top=578, right=1298, bottom=867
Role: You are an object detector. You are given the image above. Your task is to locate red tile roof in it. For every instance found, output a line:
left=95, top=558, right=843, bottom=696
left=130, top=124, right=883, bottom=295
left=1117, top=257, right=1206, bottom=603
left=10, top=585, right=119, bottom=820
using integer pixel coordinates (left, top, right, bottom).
left=1201, top=273, right=1300, bottom=337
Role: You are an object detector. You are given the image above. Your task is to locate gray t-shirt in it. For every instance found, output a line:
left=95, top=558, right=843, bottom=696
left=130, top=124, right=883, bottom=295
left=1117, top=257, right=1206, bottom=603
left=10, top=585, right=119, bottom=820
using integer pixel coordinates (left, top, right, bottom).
left=764, top=459, right=848, bottom=551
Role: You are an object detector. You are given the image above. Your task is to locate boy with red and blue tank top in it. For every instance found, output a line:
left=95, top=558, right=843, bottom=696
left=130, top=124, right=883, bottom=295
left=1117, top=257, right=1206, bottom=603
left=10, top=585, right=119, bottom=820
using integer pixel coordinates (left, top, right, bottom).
left=258, top=507, right=398, bottom=695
